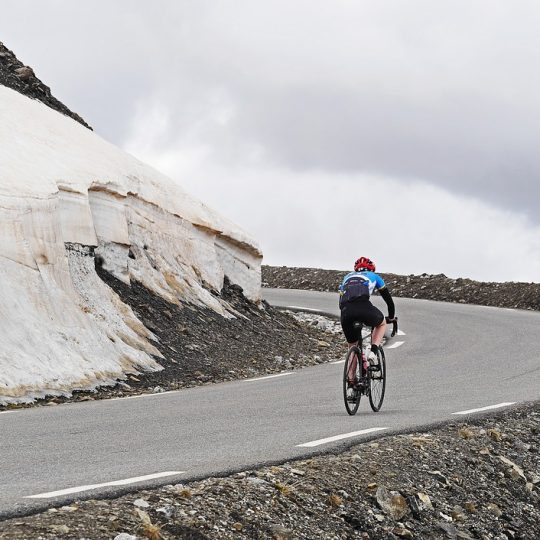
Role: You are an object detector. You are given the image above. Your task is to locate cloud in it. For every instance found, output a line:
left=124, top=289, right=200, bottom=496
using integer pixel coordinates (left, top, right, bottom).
left=3, top=3, right=540, bottom=205
left=2, top=1, right=540, bottom=279
left=125, top=102, right=540, bottom=282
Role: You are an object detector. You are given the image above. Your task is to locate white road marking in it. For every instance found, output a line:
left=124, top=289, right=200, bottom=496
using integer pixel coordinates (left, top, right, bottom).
left=331, top=359, right=345, bottom=365
left=397, top=329, right=406, bottom=336
left=285, top=305, right=328, bottom=314
left=452, top=402, right=516, bottom=415
left=244, top=372, right=294, bottom=382
left=25, top=471, right=185, bottom=499
left=0, top=410, right=17, bottom=415
left=109, top=391, right=178, bottom=401
left=297, top=427, right=388, bottom=447
left=386, top=341, right=405, bottom=349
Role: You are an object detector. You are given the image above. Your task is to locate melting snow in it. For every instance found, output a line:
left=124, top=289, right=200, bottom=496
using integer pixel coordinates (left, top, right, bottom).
left=0, top=86, right=261, bottom=404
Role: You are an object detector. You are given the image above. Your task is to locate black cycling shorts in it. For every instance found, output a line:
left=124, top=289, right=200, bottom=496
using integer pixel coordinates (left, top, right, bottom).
left=340, top=299, right=384, bottom=343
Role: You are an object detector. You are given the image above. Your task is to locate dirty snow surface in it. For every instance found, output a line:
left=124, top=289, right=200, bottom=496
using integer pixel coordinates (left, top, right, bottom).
left=0, top=85, right=261, bottom=405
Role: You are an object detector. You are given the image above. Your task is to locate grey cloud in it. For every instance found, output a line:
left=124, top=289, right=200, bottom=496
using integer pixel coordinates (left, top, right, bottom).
left=2, top=0, right=540, bottom=219
left=231, top=86, right=539, bottom=219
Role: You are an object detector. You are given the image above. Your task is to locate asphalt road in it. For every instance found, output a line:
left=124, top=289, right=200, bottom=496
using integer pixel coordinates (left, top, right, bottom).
left=1, top=289, right=539, bottom=518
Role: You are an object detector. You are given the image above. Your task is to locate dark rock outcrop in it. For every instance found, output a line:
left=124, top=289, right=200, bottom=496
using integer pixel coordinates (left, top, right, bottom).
left=0, top=41, right=91, bottom=129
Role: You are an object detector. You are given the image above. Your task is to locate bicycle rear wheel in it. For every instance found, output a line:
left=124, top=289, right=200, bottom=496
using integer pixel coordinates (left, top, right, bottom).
left=368, top=347, right=386, bottom=412
left=343, top=346, right=362, bottom=415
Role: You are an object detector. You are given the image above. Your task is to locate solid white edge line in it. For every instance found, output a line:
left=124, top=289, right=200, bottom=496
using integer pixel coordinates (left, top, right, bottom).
left=109, top=390, right=180, bottom=402
left=297, top=427, right=388, bottom=448
left=0, top=410, right=17, bottom=415
left=285, top=305, right=327, bottom=313
left=386, top=341, right=405, bottom=349
left=123, top=391, right=176, bottom=400
left=244, top=372, right=294, bottom=382
left=25, top=471, right=185, bottom=499
left=452, top=402, right=516, bottom=415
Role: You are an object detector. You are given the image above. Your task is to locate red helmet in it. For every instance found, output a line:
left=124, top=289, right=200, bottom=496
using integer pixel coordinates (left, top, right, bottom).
left=354, top=257, right=376, bottom=272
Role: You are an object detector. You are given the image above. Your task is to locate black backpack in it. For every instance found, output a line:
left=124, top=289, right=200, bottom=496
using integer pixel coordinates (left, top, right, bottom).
left=339, top=275, right=370, bottom=308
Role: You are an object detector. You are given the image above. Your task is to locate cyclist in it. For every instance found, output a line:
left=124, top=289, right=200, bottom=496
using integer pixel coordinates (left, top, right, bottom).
left=339, top=257, right=396, bottom=376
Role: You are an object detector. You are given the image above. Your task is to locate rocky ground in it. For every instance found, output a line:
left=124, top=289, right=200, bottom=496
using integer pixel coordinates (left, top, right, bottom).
left=0, top=41, right=90, bottom=128
left=262, top=267, right=540, bottom=312
left=1, top=402, right=538, bottom=539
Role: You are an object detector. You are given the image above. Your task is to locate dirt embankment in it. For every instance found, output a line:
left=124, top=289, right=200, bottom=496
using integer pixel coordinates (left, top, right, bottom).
left=262, top=266, right=540, bottom=312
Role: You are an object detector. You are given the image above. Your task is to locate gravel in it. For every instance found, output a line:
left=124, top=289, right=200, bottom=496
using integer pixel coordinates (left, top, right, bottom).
left=262, top=266, right=540, bottom=312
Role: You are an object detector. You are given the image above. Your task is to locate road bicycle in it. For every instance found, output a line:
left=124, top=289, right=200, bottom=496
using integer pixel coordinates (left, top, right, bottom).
left=343, top=318, right=398, bottom=415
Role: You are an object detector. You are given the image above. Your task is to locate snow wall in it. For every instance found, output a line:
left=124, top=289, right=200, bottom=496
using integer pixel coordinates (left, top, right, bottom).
left=0, top=86, right=262, bottom=404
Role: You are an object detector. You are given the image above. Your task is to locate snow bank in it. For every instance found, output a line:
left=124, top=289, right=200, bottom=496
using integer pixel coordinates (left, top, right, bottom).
left=0, top=86, right=262, bottom=404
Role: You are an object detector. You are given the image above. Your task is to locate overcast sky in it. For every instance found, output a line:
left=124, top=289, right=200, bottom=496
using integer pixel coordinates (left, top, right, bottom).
left=2, top=1, right=539, bottom=281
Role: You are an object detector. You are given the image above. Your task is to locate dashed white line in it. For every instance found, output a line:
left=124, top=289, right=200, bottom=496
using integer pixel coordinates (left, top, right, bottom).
left=297, top=427, right=388, bottom=448
left=397, top=329, right=406, bottom=336
left=452, top=402, right=516, bottom=415
left=244, top=372, right=294, bottom=382
left=25, top=471, right=185, bottom=499
left=386, top=341, right=405, bottom=349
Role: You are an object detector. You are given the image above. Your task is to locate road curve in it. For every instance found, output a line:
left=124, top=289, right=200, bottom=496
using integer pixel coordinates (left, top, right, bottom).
left=0, top=289, right=538, bottom=518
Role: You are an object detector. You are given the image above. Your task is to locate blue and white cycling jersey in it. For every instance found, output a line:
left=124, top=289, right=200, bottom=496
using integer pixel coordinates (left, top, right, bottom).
left=338, top=271, right=385, bottom=306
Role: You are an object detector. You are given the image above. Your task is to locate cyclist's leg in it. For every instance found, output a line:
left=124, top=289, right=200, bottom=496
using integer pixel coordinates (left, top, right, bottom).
left=340, top=308, right=362, bottom=382
left=340, top=305, right=362, bottom=346
left=346, top=344, right=359, bottom=383
left=363, top=302, right=386, bottom=346
left=372, top=319, right=386, bottom=347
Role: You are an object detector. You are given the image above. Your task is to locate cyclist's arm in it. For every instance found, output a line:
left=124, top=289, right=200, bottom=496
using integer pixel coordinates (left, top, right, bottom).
left=373, top=272, right=395, bottom=319
left=379, top=286, right=395, bottom=320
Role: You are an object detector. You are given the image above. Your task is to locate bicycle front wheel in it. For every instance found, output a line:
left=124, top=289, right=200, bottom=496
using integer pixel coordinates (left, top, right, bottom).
left=368, top=347, right=386, bottom=412
left=343, top=346, right=362, bottom=415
